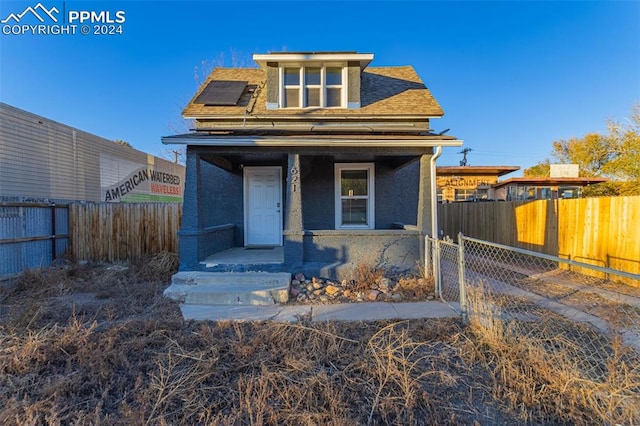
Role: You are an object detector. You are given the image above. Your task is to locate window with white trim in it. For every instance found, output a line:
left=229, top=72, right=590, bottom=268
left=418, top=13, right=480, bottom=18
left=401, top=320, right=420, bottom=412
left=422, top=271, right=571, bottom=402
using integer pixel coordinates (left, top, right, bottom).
left=281, top=65, right=346, bottom=108
left=335, top=163, right=375, bottom=229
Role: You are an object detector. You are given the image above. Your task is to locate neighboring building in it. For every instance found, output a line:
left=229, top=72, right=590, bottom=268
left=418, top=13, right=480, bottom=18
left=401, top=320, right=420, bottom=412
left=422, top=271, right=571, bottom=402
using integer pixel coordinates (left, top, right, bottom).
left=0, top=103, right=185, bottom=203
left=493, top=177, right=607, bottom=201
left=163, top=51, right=462, bottom=277
left=493, top=163, right=607, bottom=200
left=436, top=166, right=520, bottom=202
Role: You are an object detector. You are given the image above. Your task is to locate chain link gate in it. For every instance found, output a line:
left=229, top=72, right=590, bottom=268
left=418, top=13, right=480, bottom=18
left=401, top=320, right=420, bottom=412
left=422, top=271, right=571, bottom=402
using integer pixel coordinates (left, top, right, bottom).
left=425, top=236, right=463, bottom=314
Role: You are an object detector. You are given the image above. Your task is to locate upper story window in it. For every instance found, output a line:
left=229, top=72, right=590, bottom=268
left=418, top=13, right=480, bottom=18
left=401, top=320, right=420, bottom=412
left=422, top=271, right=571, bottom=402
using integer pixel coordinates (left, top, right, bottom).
left=281, top=65, right=345, bottom=108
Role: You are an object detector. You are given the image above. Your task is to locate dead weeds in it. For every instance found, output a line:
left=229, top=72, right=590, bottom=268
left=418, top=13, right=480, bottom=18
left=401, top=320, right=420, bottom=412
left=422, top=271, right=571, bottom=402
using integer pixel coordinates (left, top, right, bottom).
left=1, top=258, right=638, bottom=425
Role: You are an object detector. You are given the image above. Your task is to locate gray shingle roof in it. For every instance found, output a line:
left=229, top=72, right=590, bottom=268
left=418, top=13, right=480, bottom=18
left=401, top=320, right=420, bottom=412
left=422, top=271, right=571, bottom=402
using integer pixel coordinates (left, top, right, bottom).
left=183, top=66, right=444, bottom=119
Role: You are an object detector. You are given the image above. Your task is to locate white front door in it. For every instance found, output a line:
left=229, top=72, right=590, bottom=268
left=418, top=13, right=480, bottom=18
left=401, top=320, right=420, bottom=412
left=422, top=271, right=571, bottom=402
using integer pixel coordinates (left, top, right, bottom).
left=244, top=167, right=282, bottom=246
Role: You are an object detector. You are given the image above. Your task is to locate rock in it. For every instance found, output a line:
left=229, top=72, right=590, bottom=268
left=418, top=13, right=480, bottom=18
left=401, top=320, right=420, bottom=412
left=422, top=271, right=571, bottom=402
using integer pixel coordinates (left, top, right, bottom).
left=313, top=289, right=324, bottom=296
left=325, top=285, right=341, bottom=296
left=312, top=281, right=323, bottom=290
left=295, top=273, right=306, bottom=282
left=378, top=278, right=392, bottom=293
left=291, top=279, right=301, bottom=286
left=368, top=290, right=381, bottom=301
left=306, top=284, right=314, bottom=292
left=343, top=289, right=352, bottom=298
left=296, top=293, right=308, bottom=302
left=290, top=287, right=300, bottom=297
left=391, top=293, right=403, bottom=302
left=319, top=295, right=330, bottom=303
left=427, top=295, right=435, bottom=300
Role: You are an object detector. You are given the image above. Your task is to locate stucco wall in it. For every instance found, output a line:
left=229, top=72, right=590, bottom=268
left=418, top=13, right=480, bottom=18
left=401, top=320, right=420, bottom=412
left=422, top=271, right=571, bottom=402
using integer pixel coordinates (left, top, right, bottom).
left=301, top=229, right=421, bottom=278
left=199, top=160, right=244, bottom=244
left=300, top=156, right=334, bottom=229
left=376, top=161, right=420, bottom=227
left=300, top=156, right=420, bottom=230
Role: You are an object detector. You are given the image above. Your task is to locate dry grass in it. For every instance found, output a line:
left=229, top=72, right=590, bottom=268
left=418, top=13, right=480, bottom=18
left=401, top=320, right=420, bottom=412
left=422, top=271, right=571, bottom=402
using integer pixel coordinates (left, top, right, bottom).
left=394, top=276, right=435, bottom=300
left=464, top=285, right=640, bottom=425
left=346, top=263, right=435, bottom=301
left=1, top=258, right=639, bottom=425
left=351, top=262, right=386, bottom=293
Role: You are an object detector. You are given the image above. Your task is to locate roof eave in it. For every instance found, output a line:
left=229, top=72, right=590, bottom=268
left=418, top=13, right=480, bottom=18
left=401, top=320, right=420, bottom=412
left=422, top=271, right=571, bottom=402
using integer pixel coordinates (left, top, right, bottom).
left=253, top=53, right=374, bottom=70
left=184, top=113, right=444, bottom=120
left=492, top=177, right=608, bottom=188
left=162, top=135, right=463, bottom=148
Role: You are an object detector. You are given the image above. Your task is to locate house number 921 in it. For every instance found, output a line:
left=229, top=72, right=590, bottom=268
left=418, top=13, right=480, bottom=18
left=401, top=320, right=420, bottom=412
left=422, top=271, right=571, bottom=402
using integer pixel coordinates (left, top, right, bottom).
left=290, top=167, right=299, bottom=192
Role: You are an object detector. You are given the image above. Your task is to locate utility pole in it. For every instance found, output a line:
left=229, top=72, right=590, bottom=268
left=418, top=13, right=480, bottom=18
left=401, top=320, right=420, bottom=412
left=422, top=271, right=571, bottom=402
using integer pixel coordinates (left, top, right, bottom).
left=458, top=148, right=472, bottom=166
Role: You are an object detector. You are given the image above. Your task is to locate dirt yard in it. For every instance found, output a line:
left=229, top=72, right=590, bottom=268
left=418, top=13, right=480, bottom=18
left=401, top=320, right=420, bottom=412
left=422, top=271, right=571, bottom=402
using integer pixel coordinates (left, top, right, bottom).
left=1, top=253, right=638, bottom=425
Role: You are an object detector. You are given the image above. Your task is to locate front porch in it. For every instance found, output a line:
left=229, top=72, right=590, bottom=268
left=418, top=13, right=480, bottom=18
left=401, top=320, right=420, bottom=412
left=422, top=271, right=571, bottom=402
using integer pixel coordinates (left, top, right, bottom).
left=177, top=145, right=442, bottom=279
left=201, top=246, right=284, bottom=268
left=194, top=228, right=422, bottom=279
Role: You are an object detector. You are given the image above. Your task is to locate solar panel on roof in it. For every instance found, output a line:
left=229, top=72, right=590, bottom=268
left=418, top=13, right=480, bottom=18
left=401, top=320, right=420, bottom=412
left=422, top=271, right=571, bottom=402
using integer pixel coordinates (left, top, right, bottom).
left=195, top=80, right=248, bottom=105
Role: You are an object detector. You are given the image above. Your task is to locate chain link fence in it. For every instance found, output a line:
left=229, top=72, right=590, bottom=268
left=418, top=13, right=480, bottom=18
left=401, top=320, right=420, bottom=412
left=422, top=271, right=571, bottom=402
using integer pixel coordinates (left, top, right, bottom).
left=427, top=233, right=640, bottom=374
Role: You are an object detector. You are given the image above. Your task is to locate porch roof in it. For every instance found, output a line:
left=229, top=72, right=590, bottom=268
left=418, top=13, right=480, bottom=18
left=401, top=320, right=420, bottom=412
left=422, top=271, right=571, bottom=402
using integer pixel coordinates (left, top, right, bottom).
left=162, top=133, right=463, bottom=148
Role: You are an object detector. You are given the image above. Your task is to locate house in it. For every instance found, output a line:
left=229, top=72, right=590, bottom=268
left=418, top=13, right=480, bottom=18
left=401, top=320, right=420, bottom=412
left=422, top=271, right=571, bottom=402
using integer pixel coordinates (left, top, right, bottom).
left=0, top=103, right=185, bottom=203
left=493, top=177, right=607, bottom=200
left=162, top=51, right=462, bottom=278
left=436, top=165, right=520, bottom=202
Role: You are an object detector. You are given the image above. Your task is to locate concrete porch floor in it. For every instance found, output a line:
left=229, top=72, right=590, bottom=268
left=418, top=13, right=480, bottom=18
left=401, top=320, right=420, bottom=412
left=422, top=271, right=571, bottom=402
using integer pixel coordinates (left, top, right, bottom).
left=201, top=246, right=284, bottom=267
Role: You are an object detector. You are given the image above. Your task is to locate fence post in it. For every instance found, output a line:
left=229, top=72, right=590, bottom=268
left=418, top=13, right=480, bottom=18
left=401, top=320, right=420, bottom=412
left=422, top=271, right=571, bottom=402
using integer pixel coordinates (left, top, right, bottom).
left=457, top=232, right=468, bottom=324
left=433, top=238, right=441, bottom=298
left=50, top=203, right=57, bottom=261
left=424, top=236, right=431, bottom=278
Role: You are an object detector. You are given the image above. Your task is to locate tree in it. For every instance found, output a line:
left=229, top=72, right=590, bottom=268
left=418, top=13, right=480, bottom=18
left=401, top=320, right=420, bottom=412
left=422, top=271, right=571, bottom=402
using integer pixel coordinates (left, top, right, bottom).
left=523, top=159, right=550, bottom=177
left=114, top=139, right=132, bottom=148
left=550, top=133, right=615, bottom=177
left=603, top=104, right=640, bottom=183
left=525, top=104, right=640, bottom=196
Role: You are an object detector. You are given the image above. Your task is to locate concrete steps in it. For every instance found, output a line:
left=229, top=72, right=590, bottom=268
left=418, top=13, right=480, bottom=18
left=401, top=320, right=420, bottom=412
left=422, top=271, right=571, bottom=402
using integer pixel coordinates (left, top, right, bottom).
left=163, top=271, right=291, bottom=306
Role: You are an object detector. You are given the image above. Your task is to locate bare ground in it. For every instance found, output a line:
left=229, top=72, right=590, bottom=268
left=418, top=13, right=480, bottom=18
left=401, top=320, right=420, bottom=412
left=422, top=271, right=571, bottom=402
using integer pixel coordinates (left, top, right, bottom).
left=1, top=253, right=638, bottom=425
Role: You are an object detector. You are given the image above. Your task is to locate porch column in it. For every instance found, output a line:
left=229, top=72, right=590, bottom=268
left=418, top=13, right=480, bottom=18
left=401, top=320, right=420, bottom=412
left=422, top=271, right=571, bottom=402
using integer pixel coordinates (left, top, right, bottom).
left=283, top=153, right=304, bottom=267
left=177, top=147, right=203, bottom=269
left=416, top=154, right=434, bottom=236
left=181, top=147, right=202, bottom=229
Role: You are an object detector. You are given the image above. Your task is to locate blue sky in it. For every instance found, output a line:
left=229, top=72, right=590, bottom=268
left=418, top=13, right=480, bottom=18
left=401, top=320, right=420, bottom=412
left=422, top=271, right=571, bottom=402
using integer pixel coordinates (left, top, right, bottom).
left=1, top=1, right=639, bottom=172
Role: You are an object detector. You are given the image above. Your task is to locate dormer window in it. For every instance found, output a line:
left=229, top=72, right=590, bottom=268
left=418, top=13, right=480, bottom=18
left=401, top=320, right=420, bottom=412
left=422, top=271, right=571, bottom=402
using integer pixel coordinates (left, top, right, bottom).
left=254, top=52, right=373, bottom=111
left=280, top=65, right=345, bottom=108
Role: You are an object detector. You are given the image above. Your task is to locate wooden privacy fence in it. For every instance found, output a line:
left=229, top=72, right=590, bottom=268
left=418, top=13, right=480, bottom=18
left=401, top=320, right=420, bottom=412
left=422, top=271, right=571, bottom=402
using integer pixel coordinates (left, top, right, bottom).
left=438, top=196, right=640, bottom=276
left=69, top=203, right=182, bottom=262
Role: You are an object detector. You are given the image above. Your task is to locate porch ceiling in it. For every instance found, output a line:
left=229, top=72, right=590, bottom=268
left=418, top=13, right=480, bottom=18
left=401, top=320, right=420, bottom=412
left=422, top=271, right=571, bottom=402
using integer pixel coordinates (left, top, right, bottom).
left=200, top=152, right=287, bottom=168
left=199, top=150, right=419, bottom=170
